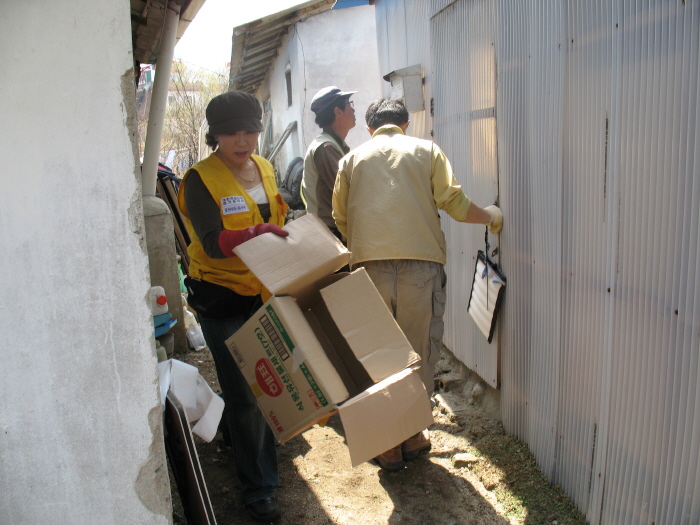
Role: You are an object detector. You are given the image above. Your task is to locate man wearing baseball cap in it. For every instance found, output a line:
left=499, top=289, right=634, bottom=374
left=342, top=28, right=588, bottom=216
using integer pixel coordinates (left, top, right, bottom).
left=302, top=86, right=357, bottom=238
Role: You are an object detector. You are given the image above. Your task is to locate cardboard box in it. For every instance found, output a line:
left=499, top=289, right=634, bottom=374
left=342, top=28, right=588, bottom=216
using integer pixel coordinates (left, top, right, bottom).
left=226, top=214, right=434, bottom=467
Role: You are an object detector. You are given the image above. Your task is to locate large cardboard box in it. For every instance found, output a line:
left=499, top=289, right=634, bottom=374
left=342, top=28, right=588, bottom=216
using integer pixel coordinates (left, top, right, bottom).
left=226, top=214, right=434, bottom=467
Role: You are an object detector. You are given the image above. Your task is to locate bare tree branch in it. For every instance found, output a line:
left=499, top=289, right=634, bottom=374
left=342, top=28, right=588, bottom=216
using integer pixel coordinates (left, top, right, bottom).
left=137, top=61, right=228, bottom=176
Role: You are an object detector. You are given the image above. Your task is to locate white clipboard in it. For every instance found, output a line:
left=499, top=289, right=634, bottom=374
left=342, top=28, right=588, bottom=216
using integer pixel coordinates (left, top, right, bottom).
left=467, top=250, right=506, bottom=343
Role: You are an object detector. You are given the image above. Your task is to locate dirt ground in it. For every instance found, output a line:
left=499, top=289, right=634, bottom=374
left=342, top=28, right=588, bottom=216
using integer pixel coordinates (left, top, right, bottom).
left=170, top=345, right=586, bottom=525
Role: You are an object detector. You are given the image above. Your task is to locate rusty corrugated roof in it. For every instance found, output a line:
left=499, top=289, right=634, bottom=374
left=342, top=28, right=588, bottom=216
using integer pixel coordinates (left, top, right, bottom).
left=229, top=0, right=335, bottom=93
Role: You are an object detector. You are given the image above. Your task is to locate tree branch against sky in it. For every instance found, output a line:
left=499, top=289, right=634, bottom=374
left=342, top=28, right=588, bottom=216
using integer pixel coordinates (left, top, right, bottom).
left=140, top=1, right=302, bottom=172
left=159, top=61, right=229, bottom=175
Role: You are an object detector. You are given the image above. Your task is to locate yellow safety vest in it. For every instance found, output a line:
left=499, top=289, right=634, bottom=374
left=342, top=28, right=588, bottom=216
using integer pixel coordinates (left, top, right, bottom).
left=178, top=153, right=288, bottom=300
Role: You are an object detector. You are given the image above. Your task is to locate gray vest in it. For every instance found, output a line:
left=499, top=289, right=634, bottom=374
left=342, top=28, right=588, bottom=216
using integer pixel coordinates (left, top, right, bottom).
left=301, top=132, right=344, bottom=223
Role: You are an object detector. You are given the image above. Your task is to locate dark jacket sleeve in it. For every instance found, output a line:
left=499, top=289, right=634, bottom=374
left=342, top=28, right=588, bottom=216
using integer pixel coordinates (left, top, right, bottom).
left=183, top=170, right=227, bottom=258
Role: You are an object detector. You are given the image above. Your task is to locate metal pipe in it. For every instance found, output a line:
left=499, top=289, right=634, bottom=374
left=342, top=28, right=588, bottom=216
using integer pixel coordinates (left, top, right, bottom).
left=141, top=2, right=180, bottom=197
left=267, top=120, right=297, bottom=165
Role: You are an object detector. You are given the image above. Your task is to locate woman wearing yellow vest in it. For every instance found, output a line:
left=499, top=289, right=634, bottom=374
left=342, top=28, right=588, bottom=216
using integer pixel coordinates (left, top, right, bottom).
left=178, top=91, right=288, bottom=522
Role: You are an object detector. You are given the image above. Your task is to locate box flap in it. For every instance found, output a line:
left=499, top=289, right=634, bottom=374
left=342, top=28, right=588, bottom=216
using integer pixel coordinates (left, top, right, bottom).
left=295, top=272, right=347, bottom=311
left=338, top=367, right=434, bottom=467
left=307, top=300, right=374, bottom=397
left=233, top=213, right=350, bottom=297
left=320, top=268, right=420, bottom=382
left=258, top=296, right=350, bottom=405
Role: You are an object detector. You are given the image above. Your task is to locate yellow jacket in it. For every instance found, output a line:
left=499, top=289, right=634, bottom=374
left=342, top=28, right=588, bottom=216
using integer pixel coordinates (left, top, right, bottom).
left=333, top=125, right=471, bottom=268
left=178, top=153, right=287, bottom=300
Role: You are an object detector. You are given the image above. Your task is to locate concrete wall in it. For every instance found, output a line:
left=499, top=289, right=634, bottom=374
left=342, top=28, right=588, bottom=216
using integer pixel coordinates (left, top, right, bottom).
left=0, top=2, right=171, bottom=523
left=256, top=27, right=305, bottom=177
left=144, top=197, right=187, bottom=356
left=257, top=5, right=382, bottom=177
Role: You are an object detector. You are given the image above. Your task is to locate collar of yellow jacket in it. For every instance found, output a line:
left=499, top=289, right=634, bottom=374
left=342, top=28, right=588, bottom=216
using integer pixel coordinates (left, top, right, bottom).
left=371, top=124, right=404, bottom=138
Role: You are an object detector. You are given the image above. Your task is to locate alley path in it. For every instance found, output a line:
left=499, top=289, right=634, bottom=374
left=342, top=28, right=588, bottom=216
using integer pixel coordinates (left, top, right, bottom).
left=171, top=348, right=585, bottom=525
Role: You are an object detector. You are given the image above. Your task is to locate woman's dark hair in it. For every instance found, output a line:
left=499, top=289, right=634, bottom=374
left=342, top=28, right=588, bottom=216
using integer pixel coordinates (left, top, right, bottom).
left=205, top=132, right=218, bottom=150
left=314, top=96, right=351, bottom=128
left=365, top=99, right=409, bottom=129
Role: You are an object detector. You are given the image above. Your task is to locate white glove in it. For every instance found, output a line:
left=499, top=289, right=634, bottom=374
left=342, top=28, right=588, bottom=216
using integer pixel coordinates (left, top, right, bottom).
left=484, top=205, right=503, bottom=234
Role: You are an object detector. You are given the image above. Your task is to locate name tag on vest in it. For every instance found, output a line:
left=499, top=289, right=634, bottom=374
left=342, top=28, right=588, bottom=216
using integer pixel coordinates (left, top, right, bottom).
left=221, top=196, right=249, bottom=215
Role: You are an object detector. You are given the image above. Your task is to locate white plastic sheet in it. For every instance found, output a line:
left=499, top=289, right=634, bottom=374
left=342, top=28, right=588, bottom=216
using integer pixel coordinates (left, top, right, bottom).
left=157, top=359, right=224, bottom=442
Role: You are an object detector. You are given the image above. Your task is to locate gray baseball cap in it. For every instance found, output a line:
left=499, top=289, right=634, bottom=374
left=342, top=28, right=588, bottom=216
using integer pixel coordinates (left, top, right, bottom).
left=310, top=86, right=357, bottom=114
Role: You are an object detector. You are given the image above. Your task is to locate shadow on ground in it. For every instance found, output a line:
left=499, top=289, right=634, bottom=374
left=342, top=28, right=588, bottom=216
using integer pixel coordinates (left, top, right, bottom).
left=171, top=346, right=586, bottom=524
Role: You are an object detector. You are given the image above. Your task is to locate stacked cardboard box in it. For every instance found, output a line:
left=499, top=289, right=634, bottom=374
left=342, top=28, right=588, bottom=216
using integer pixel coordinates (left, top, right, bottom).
left=226, top=214, right=433, bottom=467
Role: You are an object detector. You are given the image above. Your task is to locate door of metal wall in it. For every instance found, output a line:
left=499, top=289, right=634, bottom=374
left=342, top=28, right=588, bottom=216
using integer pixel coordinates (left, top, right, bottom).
left=431, top=0, right=500, bottom=388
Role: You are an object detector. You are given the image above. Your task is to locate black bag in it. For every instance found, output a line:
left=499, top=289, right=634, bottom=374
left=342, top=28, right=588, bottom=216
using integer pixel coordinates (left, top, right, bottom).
left=184, top=276, right=260, bottom=319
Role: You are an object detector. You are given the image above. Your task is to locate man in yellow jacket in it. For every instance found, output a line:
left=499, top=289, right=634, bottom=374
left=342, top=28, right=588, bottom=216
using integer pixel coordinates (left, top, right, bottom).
left=332, top=98, right=503, bottom=472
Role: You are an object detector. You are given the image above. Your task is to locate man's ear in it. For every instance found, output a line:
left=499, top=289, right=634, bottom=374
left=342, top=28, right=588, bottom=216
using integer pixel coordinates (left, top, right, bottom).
left=367, top=126, right=375, bottom=135
left=399, top=121, right=410, bottom=133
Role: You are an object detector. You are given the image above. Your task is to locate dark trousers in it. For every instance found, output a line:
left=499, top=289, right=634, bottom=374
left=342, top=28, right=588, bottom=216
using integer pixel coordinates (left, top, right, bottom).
left=199, top=313, right=279, bottom=504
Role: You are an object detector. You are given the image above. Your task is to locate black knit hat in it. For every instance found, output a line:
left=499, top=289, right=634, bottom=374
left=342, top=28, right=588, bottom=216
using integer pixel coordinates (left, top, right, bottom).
left=206, top=91, right=264, bottom=135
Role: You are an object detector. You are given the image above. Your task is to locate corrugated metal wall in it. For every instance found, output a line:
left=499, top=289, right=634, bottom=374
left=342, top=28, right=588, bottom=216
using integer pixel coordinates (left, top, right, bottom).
left=590, top=3, right=700, bottom=523
left=375, top=0, right=700, bottom=523
left=491, top=0, right=568, bottom=490
left=493, top=2, right=700, bottom=523
left=431, top=0, right=501, bottom=388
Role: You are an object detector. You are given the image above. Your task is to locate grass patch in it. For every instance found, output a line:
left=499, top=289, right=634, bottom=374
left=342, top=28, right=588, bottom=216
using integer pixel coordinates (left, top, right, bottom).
left=464, top=420, right=587, bottom=524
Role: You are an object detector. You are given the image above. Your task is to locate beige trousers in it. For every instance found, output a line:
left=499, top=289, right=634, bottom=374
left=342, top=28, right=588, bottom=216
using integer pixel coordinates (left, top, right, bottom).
left=360, top=260, right=446, bottom=397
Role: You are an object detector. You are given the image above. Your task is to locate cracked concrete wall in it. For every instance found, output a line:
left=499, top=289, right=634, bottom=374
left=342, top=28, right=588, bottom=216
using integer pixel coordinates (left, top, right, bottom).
left=0, top=1, right=171, bottom=523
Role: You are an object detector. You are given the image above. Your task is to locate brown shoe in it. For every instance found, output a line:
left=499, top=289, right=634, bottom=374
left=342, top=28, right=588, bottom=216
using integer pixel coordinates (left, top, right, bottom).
left=401, top=430, right=431, bottom=461
left=373, top=444, right=405, bottom=471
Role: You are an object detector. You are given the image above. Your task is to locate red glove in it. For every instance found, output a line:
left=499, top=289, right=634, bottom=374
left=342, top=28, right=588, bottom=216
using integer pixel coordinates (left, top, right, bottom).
left=252, top=223, right=289, bottom=238
left=218, top=223, right=289, bottom=255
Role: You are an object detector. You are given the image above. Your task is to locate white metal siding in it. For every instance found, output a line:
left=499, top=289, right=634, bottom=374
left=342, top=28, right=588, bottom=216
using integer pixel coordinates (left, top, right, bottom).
left=554, top=3, right=614, bottom=516
left=430, top=0, right=501, bottom=388
left=479, top=1, right=699, bottom=523
left=493, top=0, right=570, bottom=482
left=594, top=3, right=700, bottom=523
left=378, top=1, right=700, bottom=523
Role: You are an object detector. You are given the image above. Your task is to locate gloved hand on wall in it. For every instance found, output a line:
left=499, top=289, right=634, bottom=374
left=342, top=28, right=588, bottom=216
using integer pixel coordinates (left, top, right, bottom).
left=484, top=205, right=503, bottom=234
